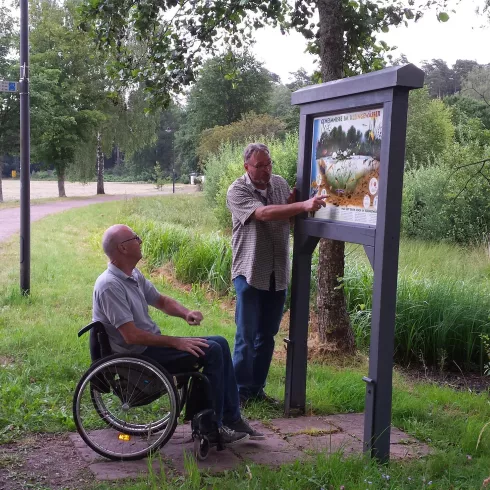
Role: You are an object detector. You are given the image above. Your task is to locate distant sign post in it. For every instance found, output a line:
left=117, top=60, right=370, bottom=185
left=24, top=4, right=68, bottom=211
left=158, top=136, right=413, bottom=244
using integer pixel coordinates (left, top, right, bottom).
left=284, top=65, right=424, bottom=462
left=0, top=81, right=18, bottom=92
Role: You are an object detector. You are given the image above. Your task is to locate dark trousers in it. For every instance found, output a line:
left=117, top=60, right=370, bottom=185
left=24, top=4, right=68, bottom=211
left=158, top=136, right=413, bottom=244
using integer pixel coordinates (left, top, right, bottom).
left=144, top=336, right=240, bottom=427
left=232, top=275, right=287, bottom=399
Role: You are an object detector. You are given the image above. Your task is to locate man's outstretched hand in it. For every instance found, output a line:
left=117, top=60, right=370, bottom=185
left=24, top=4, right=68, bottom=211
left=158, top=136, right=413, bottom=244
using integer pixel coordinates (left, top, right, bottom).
left=303, top=195, right=328, bottom=213
left=172, top=337, right=209, bottom=357
left=186, top=310, right=203, bottom=326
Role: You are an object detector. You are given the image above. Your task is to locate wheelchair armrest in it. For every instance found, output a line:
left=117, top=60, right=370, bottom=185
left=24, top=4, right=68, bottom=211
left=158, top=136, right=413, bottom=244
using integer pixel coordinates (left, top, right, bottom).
left=78, top=321, right=104, bottom=338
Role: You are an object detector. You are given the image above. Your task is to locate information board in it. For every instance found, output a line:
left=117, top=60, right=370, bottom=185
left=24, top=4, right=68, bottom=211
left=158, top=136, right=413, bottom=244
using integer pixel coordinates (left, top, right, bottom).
left=309, top=108, right=383, bottom=226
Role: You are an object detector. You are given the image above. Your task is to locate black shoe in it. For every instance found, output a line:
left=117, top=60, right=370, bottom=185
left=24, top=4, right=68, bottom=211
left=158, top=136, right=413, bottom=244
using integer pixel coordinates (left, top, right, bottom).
left=209, top=426, right=249, bottom=446
left=226, top=417, right=266, bottom=440
left=253, top=391, right=281, bottom=407
left=239, top=394, right=250, bottom=408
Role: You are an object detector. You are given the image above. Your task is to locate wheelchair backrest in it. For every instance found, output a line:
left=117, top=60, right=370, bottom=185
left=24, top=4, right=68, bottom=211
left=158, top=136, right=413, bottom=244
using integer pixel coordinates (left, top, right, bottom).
left=78, top=321, right=113, bottom=362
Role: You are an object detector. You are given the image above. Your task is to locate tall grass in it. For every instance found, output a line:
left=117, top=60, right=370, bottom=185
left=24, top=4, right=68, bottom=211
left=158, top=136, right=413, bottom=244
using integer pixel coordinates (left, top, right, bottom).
left=344, top=262, right=490, bottom=369
left=125, top=197, right=490, bottom=369
left=127, top=216, right=233, bottom=295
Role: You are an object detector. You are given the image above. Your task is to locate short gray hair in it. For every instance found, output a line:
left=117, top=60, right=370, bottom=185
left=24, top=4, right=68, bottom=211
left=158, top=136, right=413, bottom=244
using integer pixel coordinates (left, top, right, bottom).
left=243, top=143, right=270, bottom=163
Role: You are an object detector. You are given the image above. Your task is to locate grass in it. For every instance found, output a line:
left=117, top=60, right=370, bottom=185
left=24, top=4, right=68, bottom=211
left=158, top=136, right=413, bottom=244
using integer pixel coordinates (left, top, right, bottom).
left=1, top=195, right=490, bottom=488
left=125, top=195, right=490, bottom=369
left=344, top=242, right=490, bottom=368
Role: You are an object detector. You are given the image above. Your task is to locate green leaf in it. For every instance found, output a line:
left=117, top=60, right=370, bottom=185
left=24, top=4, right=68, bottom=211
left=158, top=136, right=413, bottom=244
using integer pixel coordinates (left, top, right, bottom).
left=437, top=12, right=449, bottom=22
left=381, top=25, right=389, bottom=33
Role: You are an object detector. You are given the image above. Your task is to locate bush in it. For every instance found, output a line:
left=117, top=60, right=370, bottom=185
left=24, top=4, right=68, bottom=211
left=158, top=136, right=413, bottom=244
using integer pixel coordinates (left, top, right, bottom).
left=402, top=143, right=490, bottom=244
left=204, top=133, right=299, bottom=229
left=198, top=112, right=286, bottom=162
left=405, top=87, right=455, bottom=169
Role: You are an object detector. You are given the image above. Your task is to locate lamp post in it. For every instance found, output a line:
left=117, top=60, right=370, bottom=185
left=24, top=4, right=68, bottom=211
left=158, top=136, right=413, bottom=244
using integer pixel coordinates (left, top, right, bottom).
left=165, top=127, right=175, bottom=194
left=20, top=0, right=31, bottom=295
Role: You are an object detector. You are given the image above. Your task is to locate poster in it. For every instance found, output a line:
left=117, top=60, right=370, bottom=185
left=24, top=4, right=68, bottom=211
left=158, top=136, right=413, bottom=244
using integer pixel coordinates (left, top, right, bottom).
left=309, top=108, right=382, bottom=226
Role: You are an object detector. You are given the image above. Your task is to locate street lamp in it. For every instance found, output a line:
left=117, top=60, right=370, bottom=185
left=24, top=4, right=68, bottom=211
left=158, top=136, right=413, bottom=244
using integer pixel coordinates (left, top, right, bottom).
left=165, top=127, right=175, bottom=194
left=20, top=0, right=31, bottom=295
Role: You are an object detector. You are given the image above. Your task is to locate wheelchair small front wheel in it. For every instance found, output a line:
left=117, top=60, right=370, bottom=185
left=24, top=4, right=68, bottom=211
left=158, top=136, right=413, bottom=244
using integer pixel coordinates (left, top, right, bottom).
left=193, top=436, right=210, bottom=461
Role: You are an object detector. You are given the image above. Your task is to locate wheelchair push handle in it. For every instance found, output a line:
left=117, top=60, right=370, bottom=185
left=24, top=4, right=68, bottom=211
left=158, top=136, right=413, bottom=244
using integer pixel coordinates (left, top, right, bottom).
left=78, top=321, right=104, bottom=338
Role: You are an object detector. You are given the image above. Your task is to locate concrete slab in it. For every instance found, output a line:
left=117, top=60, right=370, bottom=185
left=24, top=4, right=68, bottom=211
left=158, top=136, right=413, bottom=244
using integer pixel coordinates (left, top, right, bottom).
left=69, top=415, right=430, bottom=482
left=269, top=415, right=342, bottom=436
left=89, top=458, right=167, bottom=481
left=160, top=436, right=243, bottom=474
left=287, top=432, right=363, bottom=454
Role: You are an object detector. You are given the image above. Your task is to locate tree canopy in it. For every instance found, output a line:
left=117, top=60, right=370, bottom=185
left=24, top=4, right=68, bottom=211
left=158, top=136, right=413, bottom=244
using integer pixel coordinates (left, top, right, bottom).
left=80, top=0, right=455, bottom=107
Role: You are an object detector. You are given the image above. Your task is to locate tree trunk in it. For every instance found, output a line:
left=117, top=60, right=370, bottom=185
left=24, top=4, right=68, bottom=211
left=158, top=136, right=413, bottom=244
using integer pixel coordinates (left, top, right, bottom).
left=57, top=167, right=66, bottom=197
left=96, top=131, right=105, bottom=195
left=0, top=158, right=3, bottom=203
left=115, top=145, right=121, bottom=166
left=315, top=0, right=355, bottom=353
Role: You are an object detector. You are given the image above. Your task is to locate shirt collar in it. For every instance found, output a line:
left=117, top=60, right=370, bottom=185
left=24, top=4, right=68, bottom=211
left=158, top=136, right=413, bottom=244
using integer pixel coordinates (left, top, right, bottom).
left=108, top=263, right=135, bottom=281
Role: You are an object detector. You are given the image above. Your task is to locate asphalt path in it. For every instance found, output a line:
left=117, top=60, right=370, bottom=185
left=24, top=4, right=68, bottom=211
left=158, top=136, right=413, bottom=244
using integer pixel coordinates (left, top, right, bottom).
left=0, top=189, right=195, bottom=243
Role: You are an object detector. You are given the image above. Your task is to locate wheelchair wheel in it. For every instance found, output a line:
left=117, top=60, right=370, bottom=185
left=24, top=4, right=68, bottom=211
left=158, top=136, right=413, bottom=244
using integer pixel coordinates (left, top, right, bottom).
left=73, top=354, right=179, bottom=461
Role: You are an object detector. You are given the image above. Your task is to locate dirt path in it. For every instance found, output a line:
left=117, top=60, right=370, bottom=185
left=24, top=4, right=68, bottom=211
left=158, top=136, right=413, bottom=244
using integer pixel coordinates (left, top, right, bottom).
left=0, top=186, right=196, bottom=243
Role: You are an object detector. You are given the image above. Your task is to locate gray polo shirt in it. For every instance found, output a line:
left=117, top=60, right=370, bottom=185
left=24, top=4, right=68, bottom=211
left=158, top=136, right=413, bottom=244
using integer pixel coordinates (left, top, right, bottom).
left=226, top=173, right=291, bottom=291
left=93, top=264, right=161, bottom=354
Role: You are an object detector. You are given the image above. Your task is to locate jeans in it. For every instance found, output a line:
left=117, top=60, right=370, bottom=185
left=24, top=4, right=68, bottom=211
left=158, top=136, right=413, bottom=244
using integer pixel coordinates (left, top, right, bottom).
left=143, top=336, right=240, bottom=427
left=232, top=275, right=287, bottom=399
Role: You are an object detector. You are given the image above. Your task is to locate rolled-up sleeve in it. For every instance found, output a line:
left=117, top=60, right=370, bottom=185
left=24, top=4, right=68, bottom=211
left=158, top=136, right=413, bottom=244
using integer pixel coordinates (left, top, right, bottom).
left=227, top=184, right=262, bottom=225
left=97, top=286, right=134, bottom=329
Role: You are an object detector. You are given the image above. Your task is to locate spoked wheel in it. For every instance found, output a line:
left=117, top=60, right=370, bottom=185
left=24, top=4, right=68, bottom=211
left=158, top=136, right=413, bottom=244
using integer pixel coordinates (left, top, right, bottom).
left=193, top=436, right=210, bottom=461
left=73, top=354, right=179, bottom=461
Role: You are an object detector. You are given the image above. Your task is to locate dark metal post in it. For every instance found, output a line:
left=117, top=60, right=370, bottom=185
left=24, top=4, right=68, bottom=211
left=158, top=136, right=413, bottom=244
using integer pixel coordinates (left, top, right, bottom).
left=363, top=89, right=410, bottom=462
left=284, top=241, right=310, bottom=414
left=166, top=127, right=175, bottom=193
left=19, top=0, right=31, bottom=295
left=285, top=112, right=319, bottom=414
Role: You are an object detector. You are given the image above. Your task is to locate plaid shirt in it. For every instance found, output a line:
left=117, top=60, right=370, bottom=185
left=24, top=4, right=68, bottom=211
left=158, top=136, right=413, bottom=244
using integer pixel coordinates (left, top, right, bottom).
left=226, top=173, right=291, bottom=291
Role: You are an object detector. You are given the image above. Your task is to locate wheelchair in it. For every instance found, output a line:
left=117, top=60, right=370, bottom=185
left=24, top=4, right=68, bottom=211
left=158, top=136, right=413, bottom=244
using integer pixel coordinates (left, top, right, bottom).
left=72, top=322, right=223, bottom=461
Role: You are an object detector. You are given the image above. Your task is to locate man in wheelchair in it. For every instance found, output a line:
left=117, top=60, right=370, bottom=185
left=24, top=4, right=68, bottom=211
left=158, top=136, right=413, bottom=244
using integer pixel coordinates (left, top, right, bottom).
left=92, top=224, right=265, bottom=447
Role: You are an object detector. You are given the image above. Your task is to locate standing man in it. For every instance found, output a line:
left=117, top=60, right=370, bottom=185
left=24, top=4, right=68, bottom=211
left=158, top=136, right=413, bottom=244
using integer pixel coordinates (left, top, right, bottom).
left=226, top=143, right=326, bottom=405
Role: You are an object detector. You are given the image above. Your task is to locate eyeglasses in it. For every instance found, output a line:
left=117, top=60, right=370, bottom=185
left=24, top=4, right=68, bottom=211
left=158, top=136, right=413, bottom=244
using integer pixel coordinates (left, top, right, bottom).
left=247, top=160, right=273, bottom=170
left=120, top=235, right=141, bottom=245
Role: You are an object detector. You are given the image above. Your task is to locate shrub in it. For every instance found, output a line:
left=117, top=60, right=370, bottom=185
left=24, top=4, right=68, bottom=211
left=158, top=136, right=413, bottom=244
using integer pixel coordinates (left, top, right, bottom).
left=198, top=112, right=286, bottom=162
left=402, top=143, right=490, bottom=244
left=204, top=133, right=299, bottom=229
left=405, top=86, right=455, bottom=169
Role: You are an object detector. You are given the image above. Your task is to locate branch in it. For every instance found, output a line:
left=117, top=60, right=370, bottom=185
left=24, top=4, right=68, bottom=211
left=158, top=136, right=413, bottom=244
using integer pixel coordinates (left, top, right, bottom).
left=452, top=160, right=490, bottom=201
left=454, top=157, right=490, bottom=171
left=460, top=85, right=490, bottom=108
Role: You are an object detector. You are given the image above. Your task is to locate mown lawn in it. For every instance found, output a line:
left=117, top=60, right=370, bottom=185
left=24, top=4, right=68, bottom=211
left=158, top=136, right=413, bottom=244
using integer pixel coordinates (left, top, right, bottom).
left=0, top=195, right=489, bottom=489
